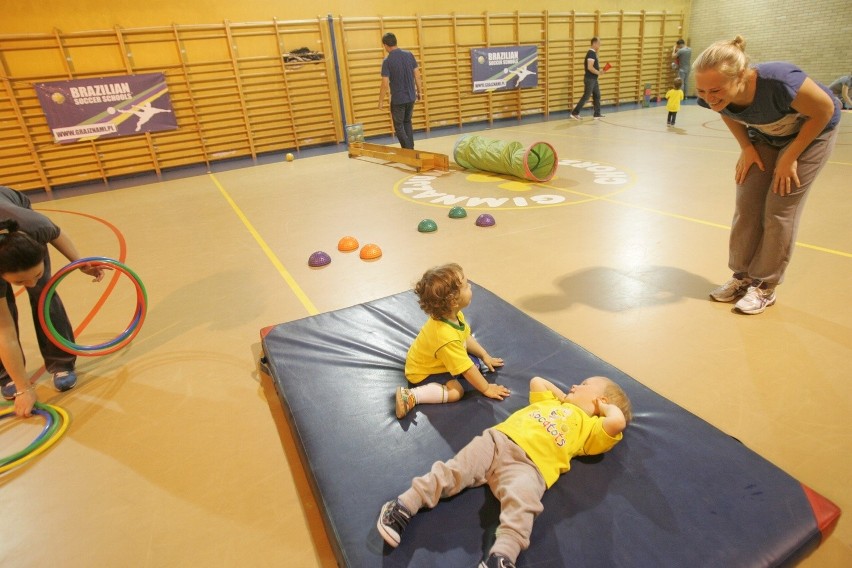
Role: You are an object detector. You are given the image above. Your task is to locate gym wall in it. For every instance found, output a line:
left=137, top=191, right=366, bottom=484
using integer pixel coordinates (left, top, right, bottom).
left=1, top=2, right=689, bottom=193
left=689, top=0, right=851, bottom=87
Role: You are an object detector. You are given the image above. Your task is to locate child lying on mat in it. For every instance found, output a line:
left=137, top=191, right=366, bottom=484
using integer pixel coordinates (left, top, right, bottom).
left=396, top=263, right=510, bottom=419
left=379, top=375, right=632, bottom=568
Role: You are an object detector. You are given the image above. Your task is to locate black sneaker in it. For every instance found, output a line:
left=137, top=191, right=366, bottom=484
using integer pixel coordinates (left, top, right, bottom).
left=377, top=499, right=412, bottom=548
left=479, top=553, right=516, bottom=568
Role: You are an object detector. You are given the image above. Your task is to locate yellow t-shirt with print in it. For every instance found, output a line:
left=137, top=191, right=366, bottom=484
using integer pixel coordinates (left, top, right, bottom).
left=405, top=311, right=472, bottom=383
left=494, top=390, right=622, bottom=488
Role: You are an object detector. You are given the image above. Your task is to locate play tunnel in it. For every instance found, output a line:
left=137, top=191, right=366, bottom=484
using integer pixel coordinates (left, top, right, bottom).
left=453, top=134, right=558, bottom=182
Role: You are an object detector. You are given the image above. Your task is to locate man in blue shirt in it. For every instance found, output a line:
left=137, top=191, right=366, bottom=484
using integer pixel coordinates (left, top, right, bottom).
left=378, top=33, right=423, bottom=149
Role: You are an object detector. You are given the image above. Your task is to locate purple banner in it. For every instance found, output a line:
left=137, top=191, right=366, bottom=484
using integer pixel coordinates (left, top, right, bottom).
left=471, top=46, right=538, bottom=93
left=35, top=73, right=177, bottom=144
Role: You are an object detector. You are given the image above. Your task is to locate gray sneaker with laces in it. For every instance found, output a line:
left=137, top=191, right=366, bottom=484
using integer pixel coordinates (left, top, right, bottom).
left=734, top=286, right=776, bottom=314
left=709, top=277, right=751, bottom=302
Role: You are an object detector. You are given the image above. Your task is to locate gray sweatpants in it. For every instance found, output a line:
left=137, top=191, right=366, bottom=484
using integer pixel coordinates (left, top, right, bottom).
left=729, top=127, right=838, bottom=285
left=399, top=428, right=547, bottom=563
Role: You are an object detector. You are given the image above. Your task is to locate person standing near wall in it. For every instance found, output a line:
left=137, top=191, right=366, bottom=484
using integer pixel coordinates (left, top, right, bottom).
left=378, top=32, right=423, bottom=150
left=570, top=37, right=607, bottom=120
left=828, top=72, right=852, bottom=109
left=672, top=39, right=692, bottom=97
left=694, top=36, right=840, bottom=315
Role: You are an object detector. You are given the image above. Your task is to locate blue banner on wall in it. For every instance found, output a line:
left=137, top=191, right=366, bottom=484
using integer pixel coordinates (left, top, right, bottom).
left=471, top=46, right=538, bottom=93
left=34, top=73, right=177, bottom=144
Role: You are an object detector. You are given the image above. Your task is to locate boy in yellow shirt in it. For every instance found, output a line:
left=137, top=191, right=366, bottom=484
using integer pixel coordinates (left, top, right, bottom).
left=397, top=263, right=510, bottom=419
left=378, top=375, right=632, bottom=568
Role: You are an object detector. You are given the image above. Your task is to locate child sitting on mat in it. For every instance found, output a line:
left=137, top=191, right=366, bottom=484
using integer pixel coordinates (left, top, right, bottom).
left=379, top=375, right=632, bottom=568
left=396, top=263, right=510, bottom=419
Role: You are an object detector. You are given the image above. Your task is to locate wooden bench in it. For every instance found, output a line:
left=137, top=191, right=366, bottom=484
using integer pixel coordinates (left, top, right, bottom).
left=347, top=142, right=449, bottom=173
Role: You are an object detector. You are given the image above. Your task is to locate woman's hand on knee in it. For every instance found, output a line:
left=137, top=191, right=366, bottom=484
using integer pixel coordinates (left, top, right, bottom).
left=735, top=145, right=765, bottom=184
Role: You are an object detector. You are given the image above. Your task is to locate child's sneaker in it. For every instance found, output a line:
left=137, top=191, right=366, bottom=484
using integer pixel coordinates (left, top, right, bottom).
left=734, top=286, right=776, bottom=315
left=395, top=386, right=416, bottom=419
left=53, top=370, right=77, bottom=392
left=479, top=553, right=516, bottom=568
left=709, top=276, right=751, bottom=302
left=377, top=499, right=412, bottom=548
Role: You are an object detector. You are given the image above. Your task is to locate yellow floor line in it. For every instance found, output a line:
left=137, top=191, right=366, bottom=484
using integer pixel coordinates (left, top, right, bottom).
left=604, top=197, right=852, bottom=258
left=550, top=183, right=852, bottom=259
left=209, top=172, right=319, bottom=315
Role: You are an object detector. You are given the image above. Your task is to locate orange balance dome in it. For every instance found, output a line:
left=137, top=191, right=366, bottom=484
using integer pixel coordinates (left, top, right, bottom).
left=359, top=243, right=382, bottom=260
left=338, top=236, right=360, bottom=252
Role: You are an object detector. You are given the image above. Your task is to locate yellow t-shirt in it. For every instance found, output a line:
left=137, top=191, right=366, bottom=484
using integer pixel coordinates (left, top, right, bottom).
left=666, top=88, right=684, bottom=112
left=494, top=390, right=622, bottom=487
left=405, top=311, right=473, bottom=383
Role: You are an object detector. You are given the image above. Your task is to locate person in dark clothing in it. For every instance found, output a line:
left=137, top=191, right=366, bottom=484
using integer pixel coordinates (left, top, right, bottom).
left=0, top=186, right=106, bottom=416
left=570, top=37, right=608, bottom=119
left=378, top=32, right=423, bottom=149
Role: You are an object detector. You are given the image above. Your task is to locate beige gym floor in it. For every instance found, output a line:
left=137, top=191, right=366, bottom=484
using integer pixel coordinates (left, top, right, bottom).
left=1, top=103, right=850, bottom=567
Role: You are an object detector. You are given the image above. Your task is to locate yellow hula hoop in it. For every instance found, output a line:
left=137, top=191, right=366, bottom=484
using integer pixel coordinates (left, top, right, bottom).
left=0, top=403, right=70, bottom=474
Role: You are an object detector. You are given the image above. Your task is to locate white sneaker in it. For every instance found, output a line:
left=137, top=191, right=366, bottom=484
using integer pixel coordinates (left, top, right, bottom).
left=735, top=286, right=777, bottom=315
left=570, top=113, right=581, bottom=120
left=709, top=277, right=751, bottom=302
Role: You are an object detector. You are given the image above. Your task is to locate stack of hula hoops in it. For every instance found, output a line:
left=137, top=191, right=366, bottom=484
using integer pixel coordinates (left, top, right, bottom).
left=40, top=257, right=148, bottom=356
left=0, top=402, right=69, bottom=473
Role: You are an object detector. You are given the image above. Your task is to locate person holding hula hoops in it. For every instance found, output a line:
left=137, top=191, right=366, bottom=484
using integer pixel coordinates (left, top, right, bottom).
left=0, top=186, right=105, bottom=417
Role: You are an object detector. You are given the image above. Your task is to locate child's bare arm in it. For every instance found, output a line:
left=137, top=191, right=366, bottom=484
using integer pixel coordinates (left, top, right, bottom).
left=529, top=376, right=567, bottom=399
left=465, top=336, right=504, bottom=371
left=462, top=366, right=510, bottom=400
left=595, top=399, right=627, bottom=437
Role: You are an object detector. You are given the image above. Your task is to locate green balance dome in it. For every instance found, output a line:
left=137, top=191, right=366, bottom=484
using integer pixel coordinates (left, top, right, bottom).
left=418, top=219, right=438, bottom=233
left=448, top=206, right=467, bottom=219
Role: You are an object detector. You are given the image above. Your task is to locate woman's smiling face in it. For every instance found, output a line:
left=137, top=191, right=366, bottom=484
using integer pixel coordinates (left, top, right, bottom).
left=695, top=68, right=743, bottom=111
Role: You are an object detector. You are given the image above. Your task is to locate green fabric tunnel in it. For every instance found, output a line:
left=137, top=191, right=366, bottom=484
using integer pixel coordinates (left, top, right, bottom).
left=453, top=134, right=558, bottom=182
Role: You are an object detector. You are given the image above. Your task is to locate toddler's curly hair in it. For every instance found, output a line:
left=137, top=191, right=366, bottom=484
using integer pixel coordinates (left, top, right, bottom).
left=414, top=263, right=464, bottom=320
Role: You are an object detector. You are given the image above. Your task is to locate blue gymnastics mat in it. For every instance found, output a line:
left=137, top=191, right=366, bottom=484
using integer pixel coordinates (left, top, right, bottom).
left=260, top=283, right=839, bottom=567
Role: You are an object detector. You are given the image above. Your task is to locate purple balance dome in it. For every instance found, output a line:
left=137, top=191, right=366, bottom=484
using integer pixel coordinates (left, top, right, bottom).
left=475, top=213, right=496, bottom=227
left=308, top=251, right=332, bottom=267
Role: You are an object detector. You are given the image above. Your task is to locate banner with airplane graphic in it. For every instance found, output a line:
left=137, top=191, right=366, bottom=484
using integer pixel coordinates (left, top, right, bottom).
left=34, top=73, right=177, bottom=144
left=471, top=46, right=538, bottom=93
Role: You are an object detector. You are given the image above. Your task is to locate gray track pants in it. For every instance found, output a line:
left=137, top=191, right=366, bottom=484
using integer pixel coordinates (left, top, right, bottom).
left=399, top=428, right=547, bottom=563
left=729, top=127, right=838, bottom=285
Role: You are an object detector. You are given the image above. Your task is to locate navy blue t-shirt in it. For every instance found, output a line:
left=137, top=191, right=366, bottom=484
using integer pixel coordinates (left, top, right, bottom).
left=698, top=62, right=841, bottom=146
left=381, top=48, right=418, bottom=105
